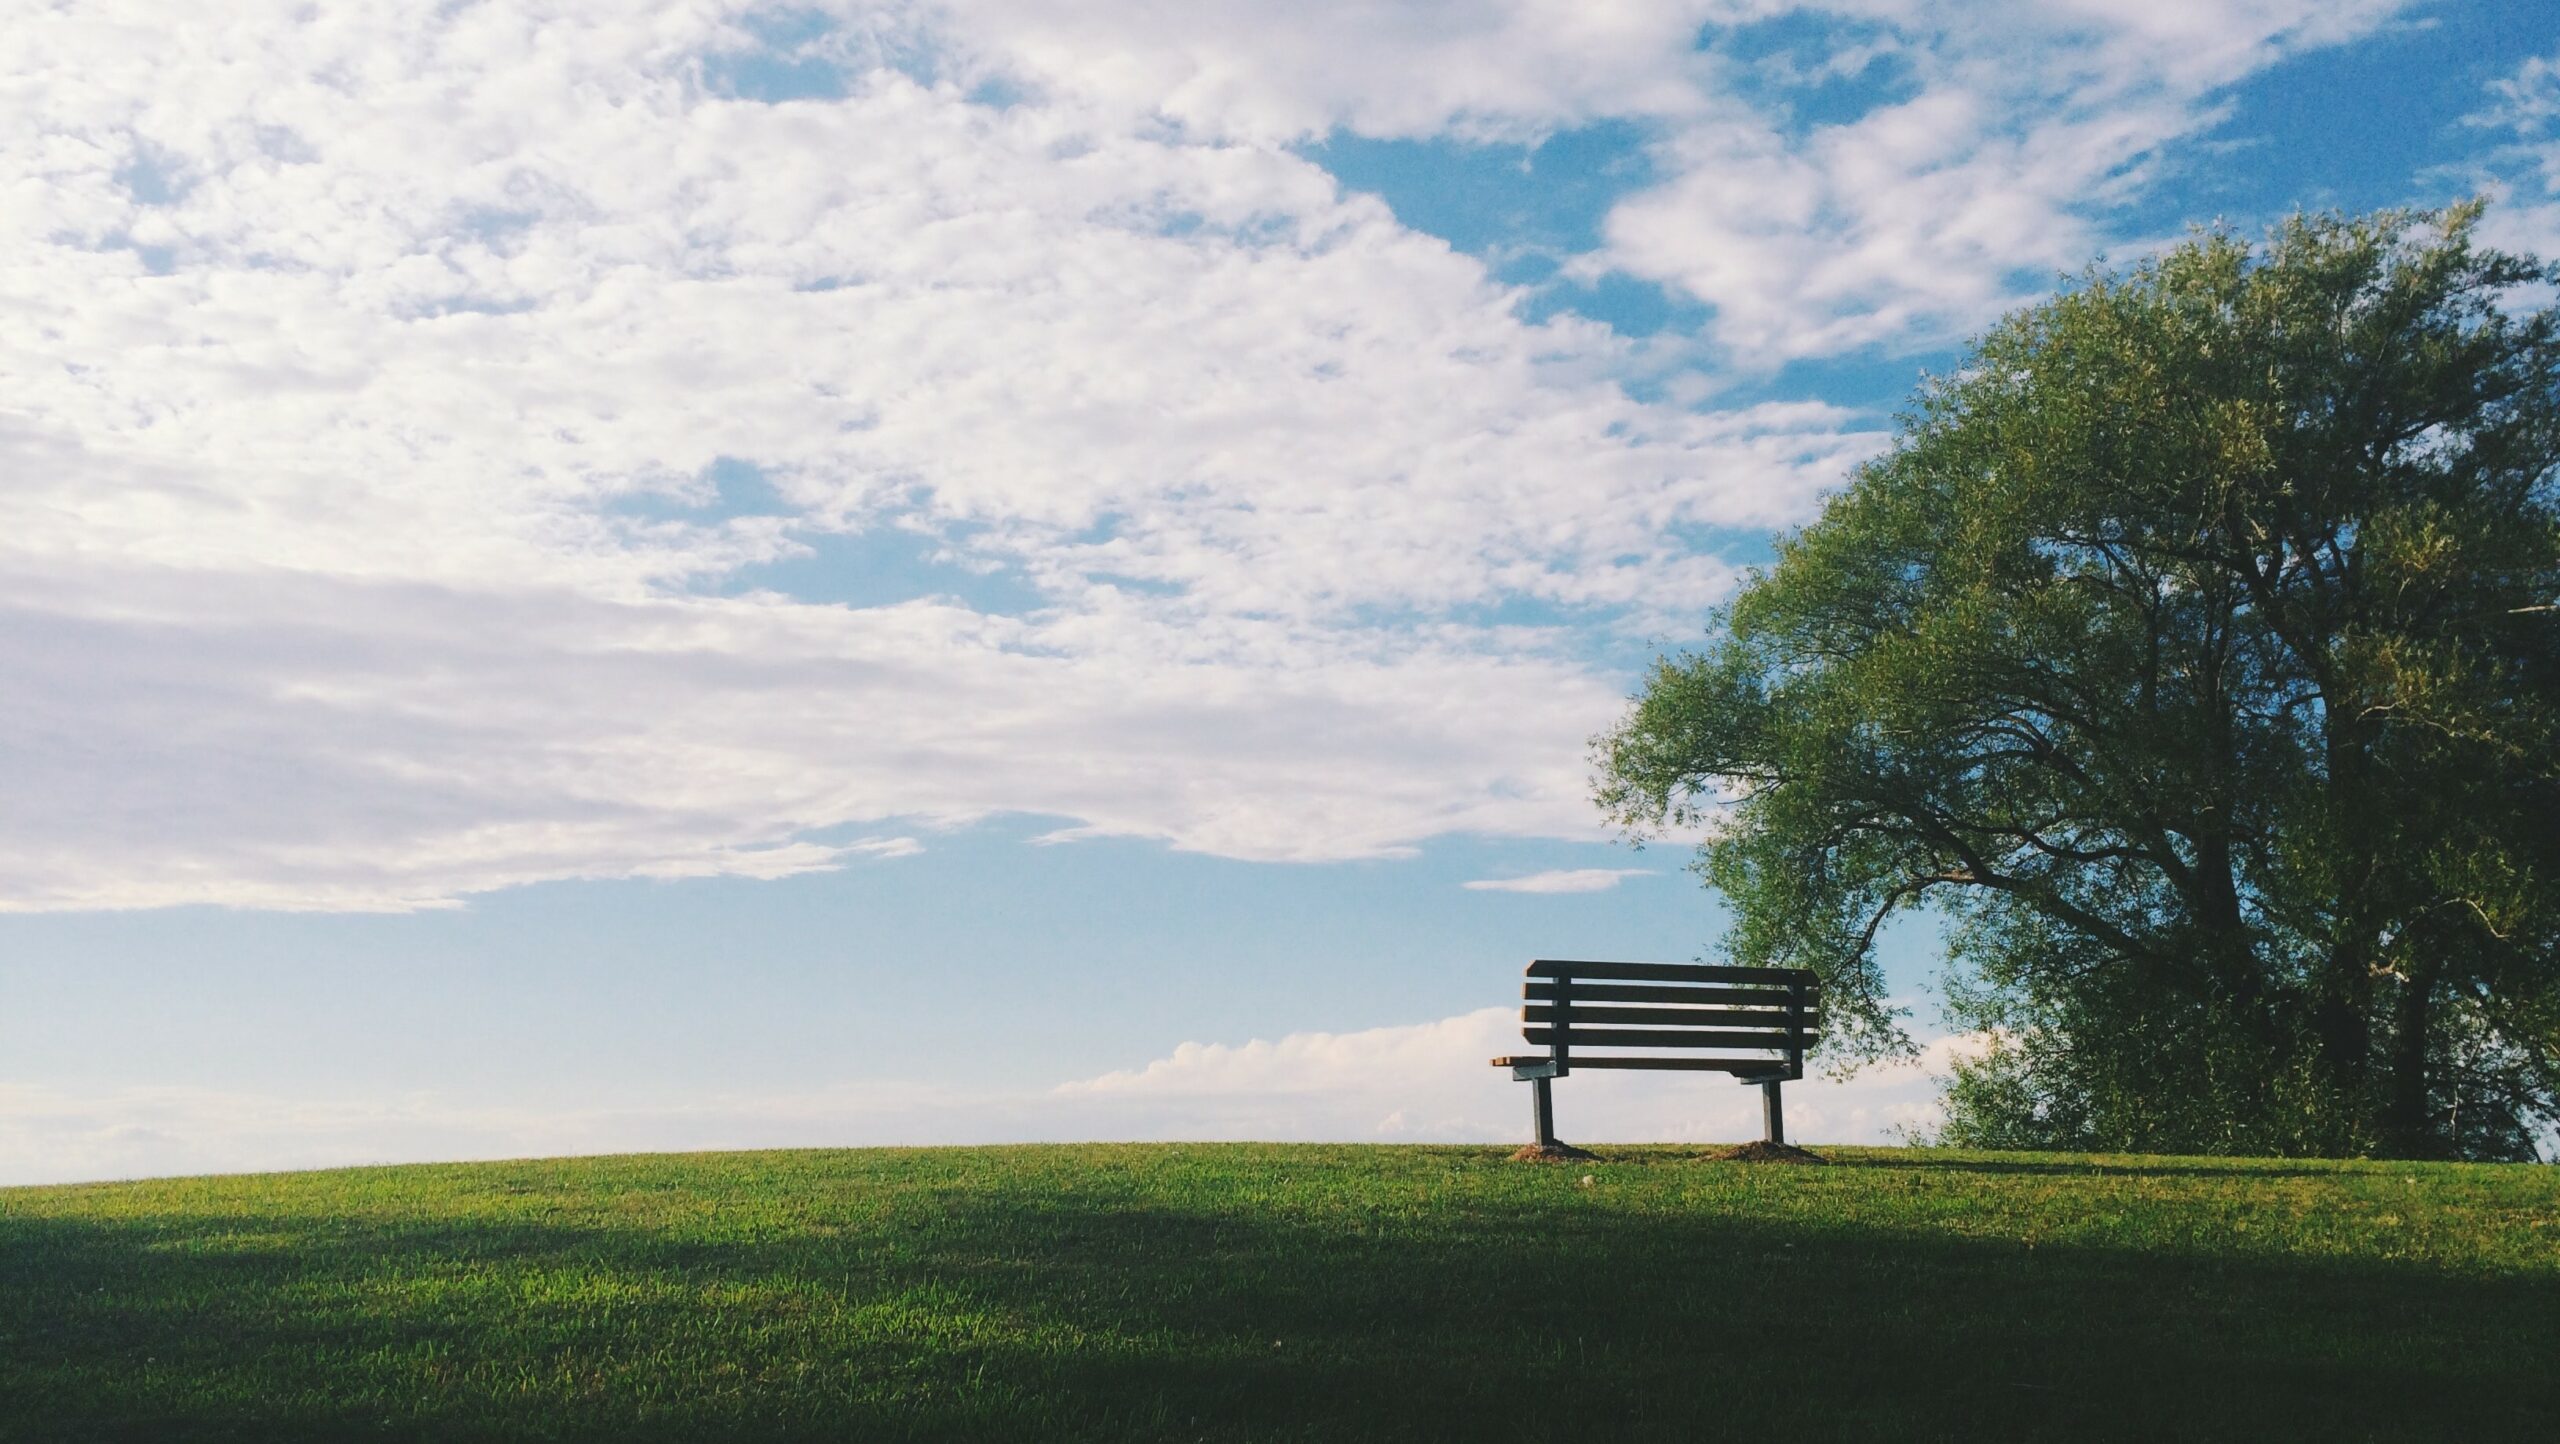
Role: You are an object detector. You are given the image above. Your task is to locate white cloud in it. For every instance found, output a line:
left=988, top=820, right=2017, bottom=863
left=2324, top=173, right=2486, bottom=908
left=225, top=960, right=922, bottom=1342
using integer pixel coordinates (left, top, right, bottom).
left=0, top=2, right=1884, bottom=911
left=1599, top=86, right=2178, bottom=362
left=934, top=0, right=1734, bottom=143
left=1596, top=0, right=2415, bottom=363
left=1059, top=1010, right=1984, bottom=1145
left=0, top=553, right=1662, bottom=909
left=914, top=0, right=2412, bottom=363
left=2484, top=52, right=2560, bottom=137
left=1461, top=867, right=1651, bottom=893
left=2464, top=48, right=2560, bottom=266
left=0, top=1012, right=1987, bottom=1185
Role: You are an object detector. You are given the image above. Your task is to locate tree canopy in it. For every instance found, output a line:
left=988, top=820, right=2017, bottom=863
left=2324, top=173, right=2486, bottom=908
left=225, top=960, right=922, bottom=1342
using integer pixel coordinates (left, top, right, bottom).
left=1595, top=204, right=2560, bottom=1160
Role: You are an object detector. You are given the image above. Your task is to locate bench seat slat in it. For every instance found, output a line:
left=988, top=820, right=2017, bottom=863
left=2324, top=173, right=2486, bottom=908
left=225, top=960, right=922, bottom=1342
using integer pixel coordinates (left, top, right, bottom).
left=1555, top=1056, right=1793, bottom=1072
left=1524, top=1027, right=1810, bottom=1050
left=1524, top=1004, right=1819, bottom=1028
left=1528, top=959, right=1816, bottom=984
left=1526, top=983, right=1797, bottom=1008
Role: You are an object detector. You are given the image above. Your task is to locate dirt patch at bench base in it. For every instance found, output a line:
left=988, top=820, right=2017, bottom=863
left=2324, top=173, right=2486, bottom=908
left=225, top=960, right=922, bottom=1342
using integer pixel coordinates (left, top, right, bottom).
left=1508, top=1143, right=1601, bottom=1162
left=1697, top=1141, right=1828, bottom=1164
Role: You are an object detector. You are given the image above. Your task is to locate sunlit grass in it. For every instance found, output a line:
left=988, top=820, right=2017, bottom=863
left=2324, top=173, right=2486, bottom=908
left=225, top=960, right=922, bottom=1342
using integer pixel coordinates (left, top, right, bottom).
left=3, top=1144, right=2554, bottom=1440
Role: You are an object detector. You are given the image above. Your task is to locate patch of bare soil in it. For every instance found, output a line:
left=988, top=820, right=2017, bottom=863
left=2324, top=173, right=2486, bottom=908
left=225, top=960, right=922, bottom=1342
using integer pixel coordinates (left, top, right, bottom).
left=1508, top=1143, right=1601, bottom=1162
left=1697, top=1140, right=1828, bottom=1164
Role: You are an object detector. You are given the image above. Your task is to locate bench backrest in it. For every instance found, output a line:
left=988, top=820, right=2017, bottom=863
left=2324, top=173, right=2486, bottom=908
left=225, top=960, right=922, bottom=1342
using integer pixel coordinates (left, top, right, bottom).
left=1522, top=959, right=1820, bottom=1077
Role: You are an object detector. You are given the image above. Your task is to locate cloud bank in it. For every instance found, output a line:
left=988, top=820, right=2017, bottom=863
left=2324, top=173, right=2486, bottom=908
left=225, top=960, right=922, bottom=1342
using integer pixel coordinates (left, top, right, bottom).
left=2, top=1, right=1871, bottom=911
left=0, top=1009, right=1982, bottom=1186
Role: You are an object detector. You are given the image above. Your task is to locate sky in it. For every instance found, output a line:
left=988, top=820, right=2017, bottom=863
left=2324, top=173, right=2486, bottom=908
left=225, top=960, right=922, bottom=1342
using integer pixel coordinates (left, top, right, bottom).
left=5, top=0, right=2557, bottom=1185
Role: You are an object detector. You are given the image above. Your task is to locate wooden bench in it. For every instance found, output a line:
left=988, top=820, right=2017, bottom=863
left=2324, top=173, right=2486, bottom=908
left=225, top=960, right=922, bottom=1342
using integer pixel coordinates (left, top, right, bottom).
left=1491, top=959, right=1821, bottom=1152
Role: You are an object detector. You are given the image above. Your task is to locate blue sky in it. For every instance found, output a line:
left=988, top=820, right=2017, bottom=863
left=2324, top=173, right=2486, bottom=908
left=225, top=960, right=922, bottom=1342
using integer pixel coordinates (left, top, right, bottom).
left=4, top=1, right=2557, bottom=1183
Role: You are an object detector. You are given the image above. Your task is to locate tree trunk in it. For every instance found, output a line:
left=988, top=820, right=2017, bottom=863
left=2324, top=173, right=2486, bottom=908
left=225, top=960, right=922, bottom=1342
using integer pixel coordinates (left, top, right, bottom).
left=2313, top=937, right=2375, bottom=1137
left=2377, top=970, right=2438, bottom=1158
left=2189, top=834, right=2261, bottom=1005
left=2316, top=709, right=2379, bottom=1143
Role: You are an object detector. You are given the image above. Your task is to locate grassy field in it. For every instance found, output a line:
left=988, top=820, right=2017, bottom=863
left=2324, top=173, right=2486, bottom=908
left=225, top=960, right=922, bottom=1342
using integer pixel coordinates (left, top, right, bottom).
left=2, top=1144, right=2554, bottom=1442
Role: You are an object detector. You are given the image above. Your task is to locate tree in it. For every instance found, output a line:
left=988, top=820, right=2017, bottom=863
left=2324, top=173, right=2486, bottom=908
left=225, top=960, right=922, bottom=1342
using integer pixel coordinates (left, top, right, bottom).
left=1594, top=204, right=2560, bottom=1160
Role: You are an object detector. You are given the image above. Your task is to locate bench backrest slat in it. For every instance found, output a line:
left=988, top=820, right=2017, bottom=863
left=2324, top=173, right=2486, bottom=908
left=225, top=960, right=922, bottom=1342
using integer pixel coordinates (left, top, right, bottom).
left=1523, top=1004, right=1818, bottom=1029
left=1526, top=960, right=1792, bottom=984
left=1525, top=1026, right=1814, bottom=1050
left=1525, top=982, right=1797, bottom=1008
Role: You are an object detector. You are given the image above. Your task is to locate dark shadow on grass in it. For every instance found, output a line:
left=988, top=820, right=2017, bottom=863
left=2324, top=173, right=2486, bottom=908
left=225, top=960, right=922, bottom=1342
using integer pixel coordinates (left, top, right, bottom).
left=1547, top=1149, right=2348, bottom=1178
left=1819, top=1155, right=2363, bottom=1180
left=3, top=1171, right=2555, bottom=1443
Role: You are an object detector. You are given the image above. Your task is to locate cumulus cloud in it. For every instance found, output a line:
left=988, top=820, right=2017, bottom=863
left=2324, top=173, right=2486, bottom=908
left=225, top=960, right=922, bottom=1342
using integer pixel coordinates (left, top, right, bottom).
left=0, top=1012, right=1987, bottom=1185
left=1460, top=867, right=1651, bottom=893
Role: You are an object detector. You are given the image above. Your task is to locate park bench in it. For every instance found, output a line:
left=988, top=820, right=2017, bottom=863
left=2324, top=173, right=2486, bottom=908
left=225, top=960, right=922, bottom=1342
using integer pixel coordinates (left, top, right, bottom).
left=1491, top=959, right=1821, bottom=1153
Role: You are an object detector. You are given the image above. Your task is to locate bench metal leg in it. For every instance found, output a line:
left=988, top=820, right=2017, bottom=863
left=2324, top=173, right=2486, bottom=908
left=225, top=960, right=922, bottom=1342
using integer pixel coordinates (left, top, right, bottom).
left=1532, top=1075, right=1559, bottom=1149
left=1762, top=1078, right=1784, bottom=1145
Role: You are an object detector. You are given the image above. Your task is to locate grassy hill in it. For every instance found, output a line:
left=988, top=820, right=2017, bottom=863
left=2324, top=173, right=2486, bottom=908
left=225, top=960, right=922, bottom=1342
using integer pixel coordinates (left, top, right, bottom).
left=2, top=1144, right=2554, bottom=1441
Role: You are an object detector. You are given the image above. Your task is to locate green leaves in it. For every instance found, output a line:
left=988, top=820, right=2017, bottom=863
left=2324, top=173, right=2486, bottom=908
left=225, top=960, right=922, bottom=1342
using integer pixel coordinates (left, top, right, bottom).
left=1595, top=204, right=2560, bottom=1159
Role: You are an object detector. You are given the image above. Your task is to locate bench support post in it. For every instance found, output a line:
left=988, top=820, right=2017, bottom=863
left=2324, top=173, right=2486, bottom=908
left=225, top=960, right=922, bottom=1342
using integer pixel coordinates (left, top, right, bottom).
left=1532, top=1074, right=1559, bottom=1149
left=1761, top=1077, right=1785, bottom=1146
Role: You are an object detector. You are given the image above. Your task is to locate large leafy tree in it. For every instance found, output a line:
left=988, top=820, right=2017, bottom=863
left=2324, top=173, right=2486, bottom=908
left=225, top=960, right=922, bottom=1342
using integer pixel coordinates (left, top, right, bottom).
left=1595, top=205, right=2560, bottom=1160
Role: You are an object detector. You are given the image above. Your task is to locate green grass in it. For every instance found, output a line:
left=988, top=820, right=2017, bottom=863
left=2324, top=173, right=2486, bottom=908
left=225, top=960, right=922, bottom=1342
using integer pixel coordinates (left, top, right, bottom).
left=2, top=1145, right=2554, bottom=1442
